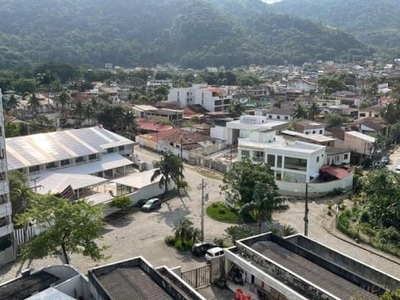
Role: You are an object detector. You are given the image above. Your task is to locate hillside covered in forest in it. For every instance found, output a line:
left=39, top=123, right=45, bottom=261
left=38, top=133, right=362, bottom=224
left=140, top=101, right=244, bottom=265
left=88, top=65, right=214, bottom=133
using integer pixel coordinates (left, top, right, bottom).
left=0, top=0, right=372, bottom=69
left=267, top=0, right=400, bottom=55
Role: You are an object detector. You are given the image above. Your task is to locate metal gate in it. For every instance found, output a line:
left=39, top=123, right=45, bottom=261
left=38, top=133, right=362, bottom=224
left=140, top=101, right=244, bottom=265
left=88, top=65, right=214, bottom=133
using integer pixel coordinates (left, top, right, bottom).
left=181, top=264, right=211, bottom=289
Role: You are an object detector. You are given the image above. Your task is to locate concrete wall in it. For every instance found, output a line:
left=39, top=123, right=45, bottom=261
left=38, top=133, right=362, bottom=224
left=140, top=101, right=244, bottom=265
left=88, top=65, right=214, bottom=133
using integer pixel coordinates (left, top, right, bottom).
left=210, top=126, right=228, bottom=142
left=56, top=275, right=89, bottom=300
left=224, top=246, right=310, bottom=300
left=344, top=133, right=374, bottom=155
left=288, top=235, right=400, bottom=291
left=0, top=245, right=15, bottom=266
left=190, top=142, right=227, bottom=156
left=276, top=174, right=353, bottom=197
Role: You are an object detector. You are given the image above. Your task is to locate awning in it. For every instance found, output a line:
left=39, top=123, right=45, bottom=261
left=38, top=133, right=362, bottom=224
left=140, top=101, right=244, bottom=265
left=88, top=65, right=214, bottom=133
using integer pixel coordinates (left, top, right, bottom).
left=34, top=173, right=108, bottom=195
left=111, top=169, right=160, bottom=189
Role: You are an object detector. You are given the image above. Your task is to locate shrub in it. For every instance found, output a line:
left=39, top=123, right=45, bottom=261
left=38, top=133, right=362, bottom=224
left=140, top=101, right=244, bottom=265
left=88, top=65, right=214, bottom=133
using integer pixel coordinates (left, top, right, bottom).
left=110, top=196, right=131, bottom=210
left=165, top=235, right=175, bottom=246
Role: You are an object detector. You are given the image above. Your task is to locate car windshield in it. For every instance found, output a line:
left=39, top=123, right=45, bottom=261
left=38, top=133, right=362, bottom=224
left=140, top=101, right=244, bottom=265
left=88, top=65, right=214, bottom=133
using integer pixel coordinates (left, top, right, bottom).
left=147, top=200, right=155, bottom=204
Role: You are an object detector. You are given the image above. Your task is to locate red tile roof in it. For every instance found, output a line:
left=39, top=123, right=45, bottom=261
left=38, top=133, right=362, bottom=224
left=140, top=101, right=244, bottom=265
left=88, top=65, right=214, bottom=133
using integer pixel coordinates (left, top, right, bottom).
left=320, top=165, right=351, bottom=179
left=136, top=119, right=173, bottom=132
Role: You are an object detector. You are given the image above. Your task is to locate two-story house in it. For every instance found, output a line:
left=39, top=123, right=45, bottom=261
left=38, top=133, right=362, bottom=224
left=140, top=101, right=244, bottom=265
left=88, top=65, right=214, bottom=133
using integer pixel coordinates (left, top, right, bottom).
left=293, top=120, right=325, bottom=135
left=167, top=84, right=232, bottom=112
left=238, top=129, right=326, bottom=183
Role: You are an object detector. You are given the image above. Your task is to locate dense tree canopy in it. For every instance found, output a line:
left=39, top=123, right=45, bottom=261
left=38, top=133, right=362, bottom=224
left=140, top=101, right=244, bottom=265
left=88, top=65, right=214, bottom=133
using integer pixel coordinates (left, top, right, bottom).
left=0, top=0, right=371, bottom=69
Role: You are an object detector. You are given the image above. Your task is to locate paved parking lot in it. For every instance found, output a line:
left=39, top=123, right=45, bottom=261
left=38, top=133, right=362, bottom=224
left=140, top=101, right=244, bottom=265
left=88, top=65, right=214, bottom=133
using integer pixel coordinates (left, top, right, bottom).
left=1, top=146, right=400, bottom=286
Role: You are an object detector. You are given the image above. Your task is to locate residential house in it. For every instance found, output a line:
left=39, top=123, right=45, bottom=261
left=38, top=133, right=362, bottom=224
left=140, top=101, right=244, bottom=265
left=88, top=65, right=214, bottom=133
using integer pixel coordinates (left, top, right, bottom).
left=98, top=85, right=119, bottom=103
left=239, top=132, right=325, bottom=183
left=354, top=117, right=387, bottom=135
left=293, top=120, right=325, bottom=135
left=286, top=89, right=304, bottom=102
left=17, top=93, right=54, bottom=118
left=136, top=128, right=213, bottom=160
left=0, top=90, right=14, bottom=266
left=358, top=104, right=381, bottom=119
left=265, top=107, right=293, bottom=121
left=222, top=232, right=400, bottom=299
left=286, top=78, right=316, bottom=92
left=281, top=130, right=336, bottom=147
left=344, top=131, right=375, bottom=156
left=325, top=146, right=351, bottom=166
left=167, top=84, right=232, bottom=112
left=132, top=104, right=183, bottom=125
left=146, top=79, right=173, bottom=88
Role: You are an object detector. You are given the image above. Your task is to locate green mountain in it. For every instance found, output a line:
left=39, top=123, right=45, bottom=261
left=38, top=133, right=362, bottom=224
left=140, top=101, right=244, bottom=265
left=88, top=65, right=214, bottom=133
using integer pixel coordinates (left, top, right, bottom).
left=0, top=0, right=371, bottom=69
left=266, top=0, right=400, bottom=54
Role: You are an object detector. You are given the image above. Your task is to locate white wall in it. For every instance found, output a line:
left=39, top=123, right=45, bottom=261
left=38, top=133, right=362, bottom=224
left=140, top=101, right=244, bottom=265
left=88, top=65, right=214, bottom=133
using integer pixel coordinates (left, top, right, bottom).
left=210, top=126, right=227, bottom=141
left=56, top=275, right=89, bottom=300
left=303, top=128, right=325, bottom=135
left=326, top=152, right=351, bottom=165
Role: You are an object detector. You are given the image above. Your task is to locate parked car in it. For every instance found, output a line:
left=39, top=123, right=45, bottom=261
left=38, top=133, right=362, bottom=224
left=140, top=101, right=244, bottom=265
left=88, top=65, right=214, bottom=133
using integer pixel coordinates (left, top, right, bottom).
left=141, top=198, right=161, bottom=211
left=205, top=247, right=224, bottom=262
left=191, top=242, right=217, bottom=256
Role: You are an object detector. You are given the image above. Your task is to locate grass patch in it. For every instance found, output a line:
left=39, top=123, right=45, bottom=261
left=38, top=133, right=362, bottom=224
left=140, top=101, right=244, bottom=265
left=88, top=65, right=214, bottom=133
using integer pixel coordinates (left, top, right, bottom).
left=206, top=201, right=255, bottom=224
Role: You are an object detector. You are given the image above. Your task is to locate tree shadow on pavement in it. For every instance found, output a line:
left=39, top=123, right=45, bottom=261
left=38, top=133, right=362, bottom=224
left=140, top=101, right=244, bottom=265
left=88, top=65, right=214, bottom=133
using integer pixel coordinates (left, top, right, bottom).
left=157, top=206, right=190, bottom=228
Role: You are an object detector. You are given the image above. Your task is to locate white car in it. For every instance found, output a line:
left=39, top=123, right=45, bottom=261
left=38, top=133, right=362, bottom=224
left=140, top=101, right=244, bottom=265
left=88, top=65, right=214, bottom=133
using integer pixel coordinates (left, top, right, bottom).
left=205, top=247, right=224, bottom=262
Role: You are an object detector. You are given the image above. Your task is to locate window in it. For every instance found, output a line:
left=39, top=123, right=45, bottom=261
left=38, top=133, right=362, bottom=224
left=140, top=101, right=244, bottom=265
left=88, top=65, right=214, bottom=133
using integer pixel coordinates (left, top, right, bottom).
left=61, top=159, right=70, bottom=166
left=241, top=150, right=250, bottom=158
left=360, top=113, right=366, bottom=117
left=277, top=116, right=281, bottom=119
left=0, top=195, right=6, bottom=204
left=119, top=146, right=125, bottom=152
left=253, top=151, right=264, bottom=162
left=316, top=156, right=320, bottom=163
left=285, top=116, right=289, bottom=120
left=312, top=131, right=316, bottom=134
left=284, top=157, right=307, bottom=171
left=107, top=148, right=115, bottom=154
left=76, top=156, right=85, bottom=164
left=267, top=154, right=275, bottom=166
left=344, top=154, right=349, bottom=160
left=319, top=130, right=323, bottom=134
left=29, top=165, right=40, bottom=173
left=46, top=162, right=56, bottom=170
left=268, top=115, right=272, bottom=119
left=277, top=156, right=282, bottom=168
left=89, top=154, right=97, bottom=161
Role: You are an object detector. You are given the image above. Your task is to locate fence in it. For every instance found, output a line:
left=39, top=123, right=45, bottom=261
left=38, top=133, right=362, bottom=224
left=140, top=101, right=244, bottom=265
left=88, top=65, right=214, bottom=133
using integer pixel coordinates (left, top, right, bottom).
left=14, top=225, right=46, bottom=247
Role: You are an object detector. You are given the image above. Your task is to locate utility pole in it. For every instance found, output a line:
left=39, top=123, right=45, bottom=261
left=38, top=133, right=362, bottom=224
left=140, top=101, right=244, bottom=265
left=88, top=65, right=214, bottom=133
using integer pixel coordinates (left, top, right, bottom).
left=304, top=182, right=309, bottom=236
left=197, top=179, right=207, bottom=242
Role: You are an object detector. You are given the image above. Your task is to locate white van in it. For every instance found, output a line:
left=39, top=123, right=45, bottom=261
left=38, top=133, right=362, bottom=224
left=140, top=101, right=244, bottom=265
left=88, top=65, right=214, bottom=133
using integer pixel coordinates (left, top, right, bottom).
left=205, top=247, right=224, bottom=262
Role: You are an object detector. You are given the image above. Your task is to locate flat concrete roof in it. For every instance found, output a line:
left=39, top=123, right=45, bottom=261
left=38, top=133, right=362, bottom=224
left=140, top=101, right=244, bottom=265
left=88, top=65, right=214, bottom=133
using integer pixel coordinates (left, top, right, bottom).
left=282, top=130, right=335, bottom=143
left=345, top=131, right=376, bottom=143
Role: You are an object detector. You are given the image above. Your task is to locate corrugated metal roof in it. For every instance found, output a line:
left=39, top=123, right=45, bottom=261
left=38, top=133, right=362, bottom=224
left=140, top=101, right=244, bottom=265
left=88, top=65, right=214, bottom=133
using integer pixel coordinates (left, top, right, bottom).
left=111, top=169, right=160, bottom=189
left=6, top=127, right=133, bottom=170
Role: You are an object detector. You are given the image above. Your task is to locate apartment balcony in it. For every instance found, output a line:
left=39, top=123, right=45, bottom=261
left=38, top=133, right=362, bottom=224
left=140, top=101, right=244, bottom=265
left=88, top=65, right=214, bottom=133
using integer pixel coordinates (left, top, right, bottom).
left=0, top=202, right=11, bottom=218
left=0, top=223, right=13, bottom=237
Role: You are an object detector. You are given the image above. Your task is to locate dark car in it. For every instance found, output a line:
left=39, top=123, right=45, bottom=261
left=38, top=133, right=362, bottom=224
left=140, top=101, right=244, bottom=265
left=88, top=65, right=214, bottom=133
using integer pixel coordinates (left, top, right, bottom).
left=141, top=198, right=161, bottom=211
left=191, top=242, right=217, bottom=256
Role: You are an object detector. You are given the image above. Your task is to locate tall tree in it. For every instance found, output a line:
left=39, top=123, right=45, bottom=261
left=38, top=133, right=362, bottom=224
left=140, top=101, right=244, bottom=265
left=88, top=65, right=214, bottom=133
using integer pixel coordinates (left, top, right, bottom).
left=239, top=181, right=287, bottom=233
left=151, top=151, right=184, bottom=196
left=221, top=158, right=277, bottom=208
left=72, top=99, right=85, bottom=125
left=306, top=101, right=320, bottom=120
left=58, top=90, right=70, bottom=118
left=228, top=99, right=245, bottom=118
left=173, top=218, right=194, bottom=242
left=16, top=194, right=107, bottom=264
left=292, top=102, right=307, bottom=119
left=28, top=93, right=40, bottom=115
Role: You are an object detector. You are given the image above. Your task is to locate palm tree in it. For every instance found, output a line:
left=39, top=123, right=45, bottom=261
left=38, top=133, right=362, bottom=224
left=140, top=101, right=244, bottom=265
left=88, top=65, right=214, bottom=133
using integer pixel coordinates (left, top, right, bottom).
left=28, top=93, right=40, bottom=115
left=7, top=94, right=19, bottom=111
left=72, top=99, right=85, bottom=125
left=84, top=103, right=96, bottom=125
left=191, top=227, right=201, bottom=245
left=240, top=181, right=288, bottom=233
left=173, top=218, right=194, bottom=242
left=306, top=101, right=320, bottom=120
left=292, top=102, right=306, bottom=119
left=151, top=151, right=184, bottom=196
left=228, top=99, right=245, bottom=118
left=58, top=90, right=70, bottom=118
